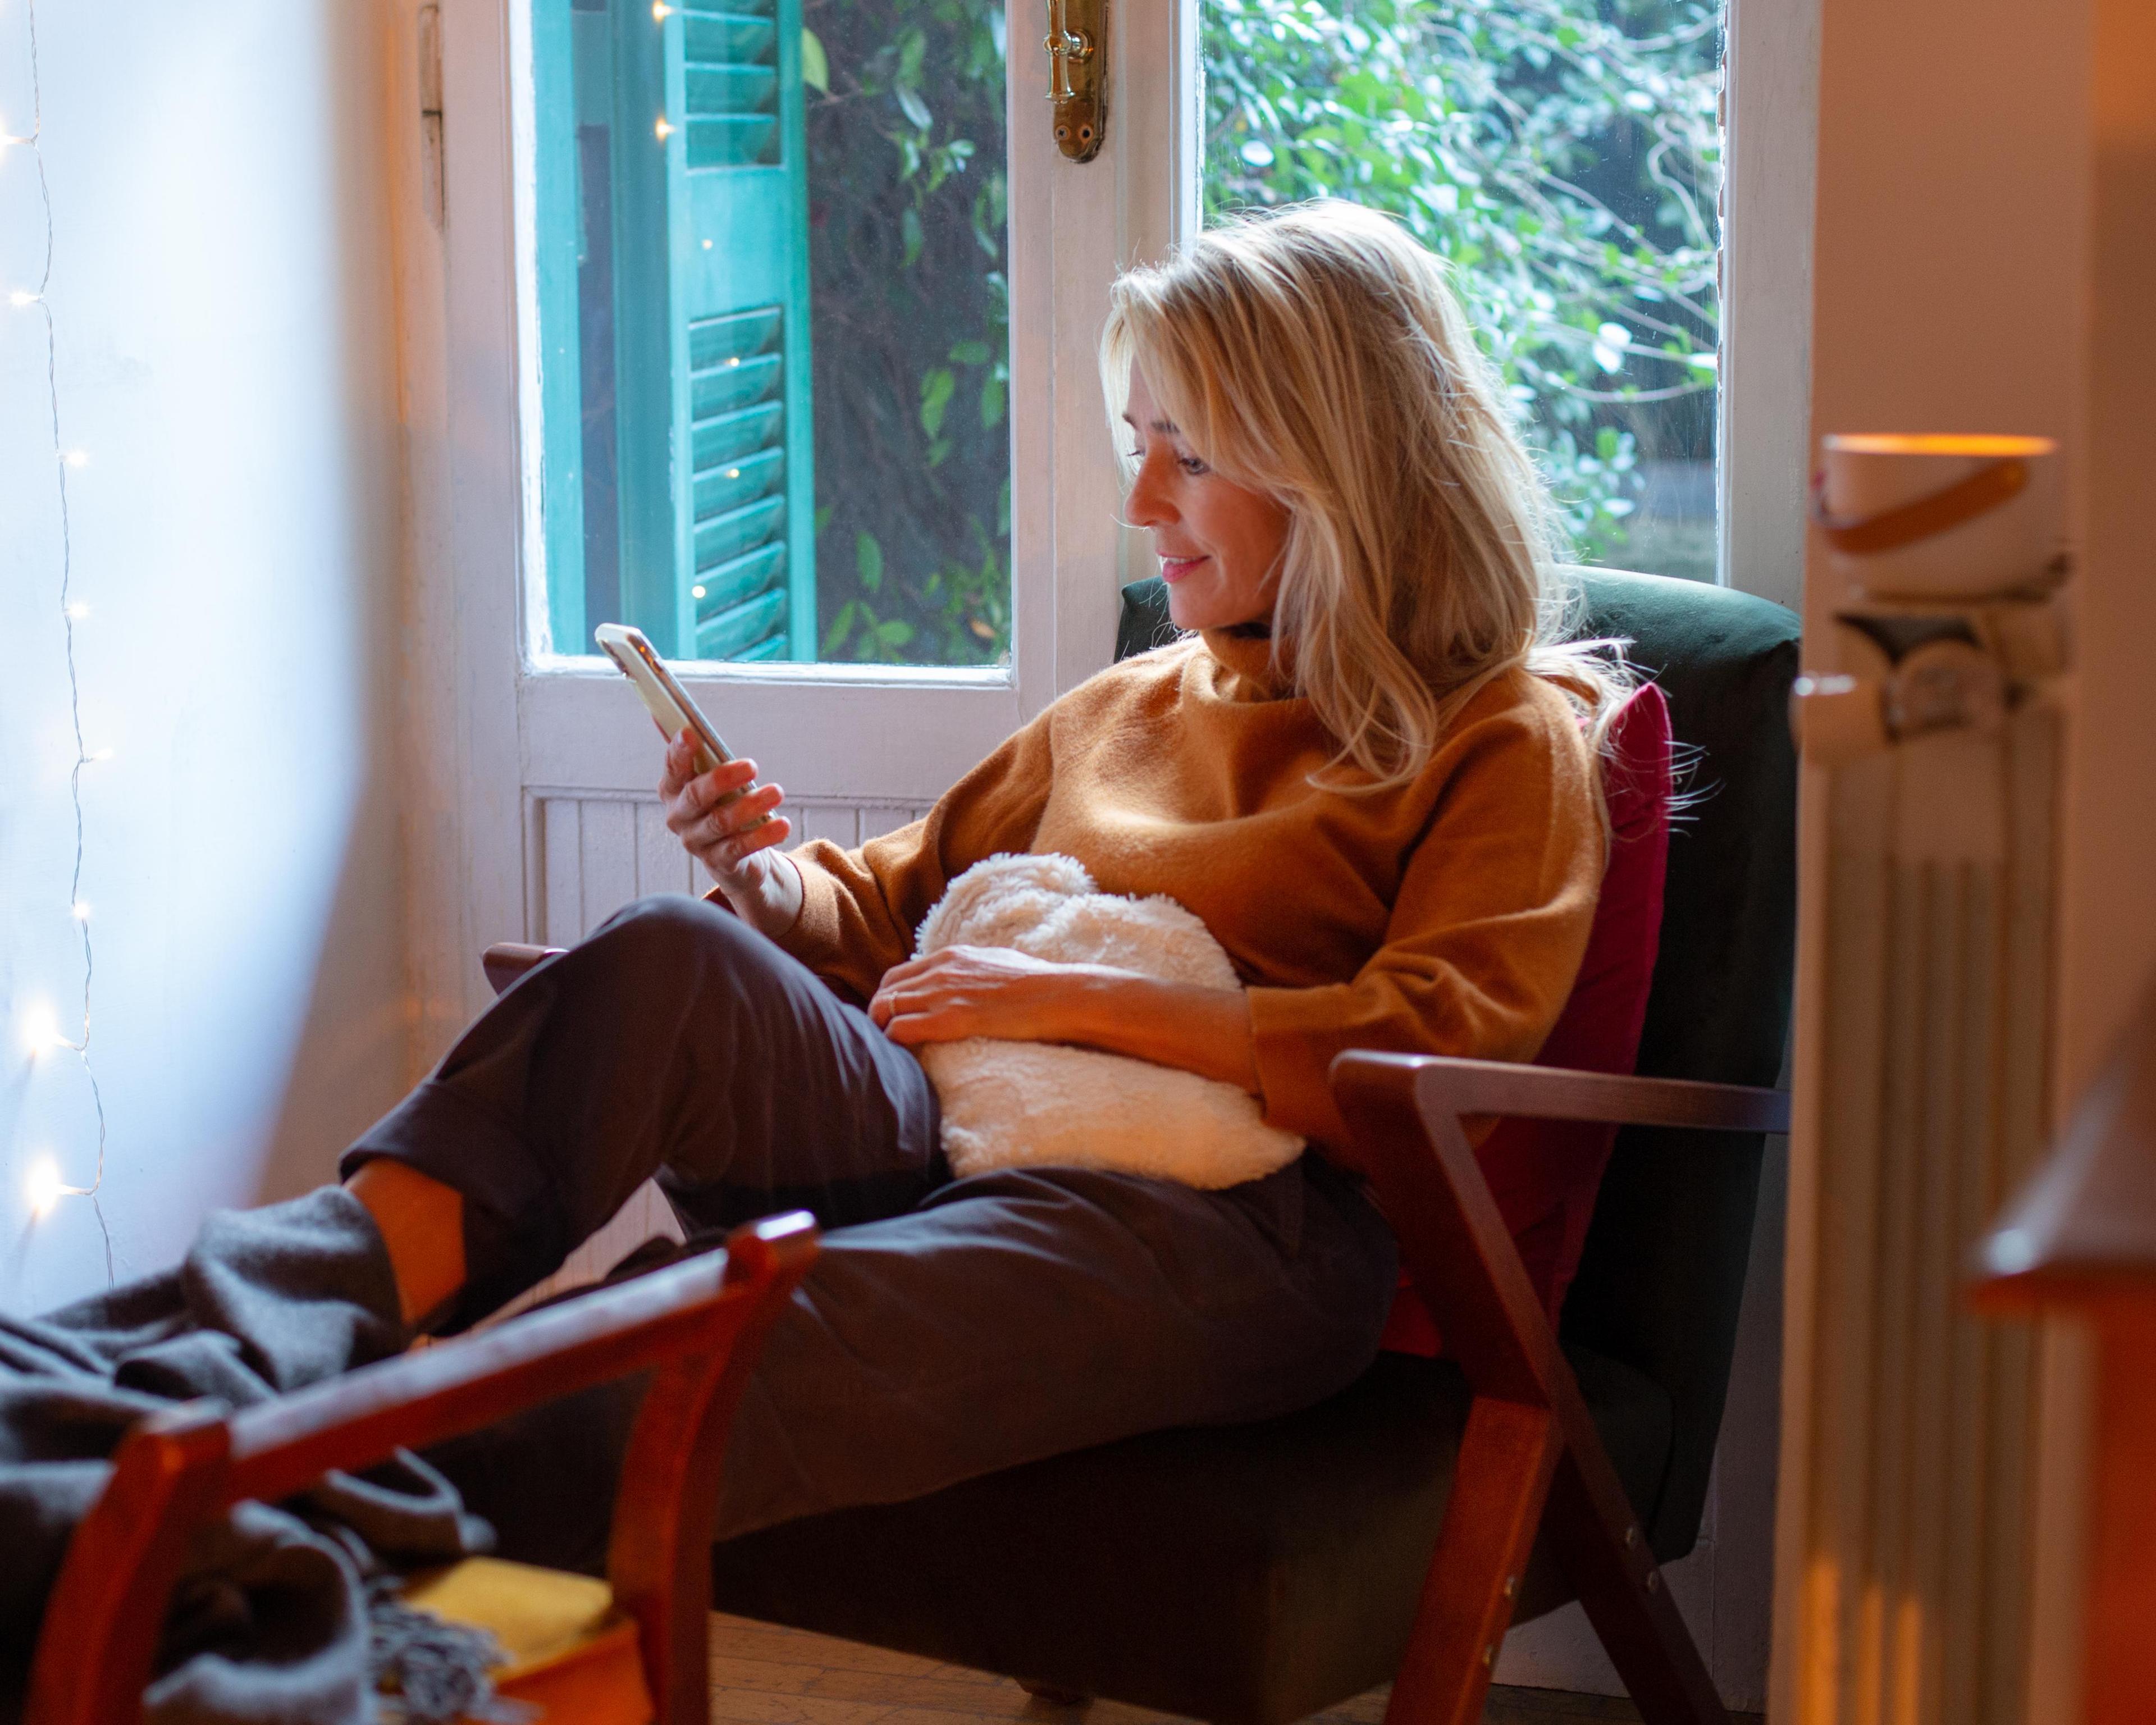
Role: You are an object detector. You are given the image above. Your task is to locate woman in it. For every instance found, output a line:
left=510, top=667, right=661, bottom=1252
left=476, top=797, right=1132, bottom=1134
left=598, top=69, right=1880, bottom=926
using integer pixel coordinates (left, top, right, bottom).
left=345, top=199, right=1619, bottom=1546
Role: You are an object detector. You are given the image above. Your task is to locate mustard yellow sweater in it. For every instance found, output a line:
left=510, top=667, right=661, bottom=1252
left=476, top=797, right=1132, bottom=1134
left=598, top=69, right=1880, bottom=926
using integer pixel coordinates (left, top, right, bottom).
left=766, top=630, right=1605, bottom=1148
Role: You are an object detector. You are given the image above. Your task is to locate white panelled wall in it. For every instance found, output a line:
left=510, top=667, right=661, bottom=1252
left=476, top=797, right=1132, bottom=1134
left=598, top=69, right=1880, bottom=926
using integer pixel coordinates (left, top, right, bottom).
left=527, top=796, right=931, bottom=949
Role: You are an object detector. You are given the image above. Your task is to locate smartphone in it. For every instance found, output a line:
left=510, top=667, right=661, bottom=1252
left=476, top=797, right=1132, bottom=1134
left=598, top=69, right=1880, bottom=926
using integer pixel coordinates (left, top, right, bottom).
left=594, top=623, right=769, bottom=825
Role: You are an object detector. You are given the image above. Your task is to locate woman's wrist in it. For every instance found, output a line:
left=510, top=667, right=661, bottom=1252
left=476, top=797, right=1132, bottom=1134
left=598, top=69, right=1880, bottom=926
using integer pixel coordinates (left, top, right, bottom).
left=1045, top=966, right=1123, bottom=1046
left=1066, top=971, right=1262, bottom=1094
left=720, top=850, right=805, bottom=938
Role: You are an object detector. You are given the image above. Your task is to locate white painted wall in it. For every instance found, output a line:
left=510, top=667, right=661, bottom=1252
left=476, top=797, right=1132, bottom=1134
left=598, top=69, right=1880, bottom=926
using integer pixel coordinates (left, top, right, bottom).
left=0, top=0, right=405, bottom=1309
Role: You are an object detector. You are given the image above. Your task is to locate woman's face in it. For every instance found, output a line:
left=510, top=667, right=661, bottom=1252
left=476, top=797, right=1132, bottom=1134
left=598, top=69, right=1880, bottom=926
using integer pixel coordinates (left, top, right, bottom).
left=1121, top=368, right=1292, bottom=633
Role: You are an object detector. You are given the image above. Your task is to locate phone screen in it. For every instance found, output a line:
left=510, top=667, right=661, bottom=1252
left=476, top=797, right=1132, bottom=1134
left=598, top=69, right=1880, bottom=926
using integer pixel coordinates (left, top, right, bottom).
left=593, top=624, right=769, bottom=828
left=595, top=624, right=730, bottom=770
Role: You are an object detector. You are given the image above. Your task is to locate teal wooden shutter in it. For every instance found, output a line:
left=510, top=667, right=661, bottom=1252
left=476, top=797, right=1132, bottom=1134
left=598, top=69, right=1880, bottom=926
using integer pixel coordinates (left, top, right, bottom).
left=533, top=0, right=815, bottom=660
left=665, top=0, right=815, bottom=660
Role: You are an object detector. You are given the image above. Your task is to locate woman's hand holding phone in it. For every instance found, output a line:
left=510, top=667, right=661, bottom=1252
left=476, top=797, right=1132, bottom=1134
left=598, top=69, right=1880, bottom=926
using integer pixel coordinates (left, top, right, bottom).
left=660, top=732, right=804, bottom=937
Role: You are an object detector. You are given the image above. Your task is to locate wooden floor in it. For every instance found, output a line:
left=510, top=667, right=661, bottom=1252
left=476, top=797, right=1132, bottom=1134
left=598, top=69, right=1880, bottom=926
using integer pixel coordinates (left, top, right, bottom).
left=706, top=1614, right=1764, bottom=1725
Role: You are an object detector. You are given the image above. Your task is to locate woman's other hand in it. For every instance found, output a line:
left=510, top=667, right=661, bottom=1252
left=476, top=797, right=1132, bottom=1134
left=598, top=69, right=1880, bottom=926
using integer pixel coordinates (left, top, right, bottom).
left=871, top=946, right=1263, bottom=1094
left=660, top=732, right=803, bottom=936
left=871, top=946, right=1106, bottom=1047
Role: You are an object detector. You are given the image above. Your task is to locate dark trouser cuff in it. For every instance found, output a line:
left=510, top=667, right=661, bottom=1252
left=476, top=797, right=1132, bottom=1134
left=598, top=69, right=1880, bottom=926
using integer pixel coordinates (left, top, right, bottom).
left=342, top=1079, right=567, bottom=1332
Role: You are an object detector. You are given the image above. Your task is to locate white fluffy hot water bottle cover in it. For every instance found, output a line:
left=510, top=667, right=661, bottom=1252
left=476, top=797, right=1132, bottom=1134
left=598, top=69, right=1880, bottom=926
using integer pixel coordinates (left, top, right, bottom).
left=912, top=853, right=1305, bottom=1188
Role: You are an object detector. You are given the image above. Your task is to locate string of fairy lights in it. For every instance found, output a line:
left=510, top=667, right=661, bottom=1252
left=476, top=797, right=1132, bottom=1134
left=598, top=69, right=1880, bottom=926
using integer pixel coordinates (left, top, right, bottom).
left=6, top=0, right=115, bottom=1279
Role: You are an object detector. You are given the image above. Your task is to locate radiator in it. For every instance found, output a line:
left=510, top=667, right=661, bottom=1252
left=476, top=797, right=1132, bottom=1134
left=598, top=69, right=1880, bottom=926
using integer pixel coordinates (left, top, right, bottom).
left=1788, top=606, right=2063, bottom=1723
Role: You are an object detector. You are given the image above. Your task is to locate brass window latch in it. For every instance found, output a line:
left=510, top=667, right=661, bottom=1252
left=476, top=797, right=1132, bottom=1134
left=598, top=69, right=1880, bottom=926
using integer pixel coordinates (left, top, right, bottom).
left=1044, top=0, right=1107, bottom=162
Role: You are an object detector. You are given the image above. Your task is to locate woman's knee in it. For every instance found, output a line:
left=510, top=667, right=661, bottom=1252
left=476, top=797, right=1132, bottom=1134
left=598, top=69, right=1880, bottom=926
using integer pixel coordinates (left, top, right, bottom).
left=578, top=894, right=774, bottom=996
left=592, top=891, right=746, bottom=950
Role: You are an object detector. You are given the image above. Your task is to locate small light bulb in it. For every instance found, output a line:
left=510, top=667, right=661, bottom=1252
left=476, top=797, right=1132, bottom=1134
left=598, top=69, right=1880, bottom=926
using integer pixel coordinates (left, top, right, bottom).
left=724, top=355, right=741, bottom=368
left=724, top=467, right=741, bottom=480
left=8, top=290, right=35, bottom=308
left=89, top=746, right=115, bottom=763
left=655, top=116, right=674, bottom=141
left=71, top=900, right=91, bottom=921
left=691, top=584, right=707, bottom=599
left=65, top=601, right=89, bottom=620
left=652, top=2, right=672, bottom=17
left=22, top=1004, right=63, bottom=1055
left=63, top=450, right=88, bottom=469
left=701, top=239, right=713, bottom=250
left=26, top=1157, right=63, bottom=1220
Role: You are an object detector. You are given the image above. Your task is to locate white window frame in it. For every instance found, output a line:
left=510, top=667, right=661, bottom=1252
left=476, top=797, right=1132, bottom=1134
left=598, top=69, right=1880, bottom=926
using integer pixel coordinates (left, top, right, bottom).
left=1719, top=0, right=1819, bottom=616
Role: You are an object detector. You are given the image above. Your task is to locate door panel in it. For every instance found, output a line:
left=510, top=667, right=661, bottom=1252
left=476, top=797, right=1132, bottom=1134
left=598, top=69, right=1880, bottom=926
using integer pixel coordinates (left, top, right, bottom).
left=518, top=667, right=1024, bottom=798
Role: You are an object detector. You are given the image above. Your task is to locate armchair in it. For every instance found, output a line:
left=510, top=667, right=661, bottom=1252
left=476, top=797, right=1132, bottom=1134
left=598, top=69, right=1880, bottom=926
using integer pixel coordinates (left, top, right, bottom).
left=703, top=568, right=1799, bottom=1722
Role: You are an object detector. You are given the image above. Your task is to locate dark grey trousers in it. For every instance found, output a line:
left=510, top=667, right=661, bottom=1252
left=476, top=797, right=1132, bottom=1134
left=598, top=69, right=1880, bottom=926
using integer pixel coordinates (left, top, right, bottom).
left=345, top=895, right=1396, bottom=1558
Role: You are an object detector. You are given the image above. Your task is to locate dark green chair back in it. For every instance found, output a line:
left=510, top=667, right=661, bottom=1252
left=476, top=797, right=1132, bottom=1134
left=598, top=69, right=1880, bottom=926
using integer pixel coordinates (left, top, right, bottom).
left=1556, top=570, right=1798, bottom=1555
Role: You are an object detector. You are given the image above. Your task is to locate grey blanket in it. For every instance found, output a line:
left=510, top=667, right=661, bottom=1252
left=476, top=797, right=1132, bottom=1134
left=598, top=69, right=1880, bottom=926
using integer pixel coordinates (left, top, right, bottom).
left=0, top=1189, right=495, bottom=1724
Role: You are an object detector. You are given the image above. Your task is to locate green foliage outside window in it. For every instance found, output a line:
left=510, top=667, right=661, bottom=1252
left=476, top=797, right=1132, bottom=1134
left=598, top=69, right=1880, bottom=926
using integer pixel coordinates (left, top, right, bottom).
left=803, top=0, right=1720, bottom=666
left=801, top=0, right=1011, bottom=666
left=1204, top=0, right=1723, bottom=561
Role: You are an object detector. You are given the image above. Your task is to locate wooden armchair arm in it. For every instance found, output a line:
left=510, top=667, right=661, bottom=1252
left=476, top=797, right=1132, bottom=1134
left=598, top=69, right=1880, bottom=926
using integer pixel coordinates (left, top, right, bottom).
left=1328, top=1053, right=1786, bottom=1725
left=29, top=1211, right=818, bottom=1725
left=1331, top=1052, right=1783, bottom=1407
left=1349, top=1053, right=1790, bottom=1135
left=484, top=940, right=564, bottom=995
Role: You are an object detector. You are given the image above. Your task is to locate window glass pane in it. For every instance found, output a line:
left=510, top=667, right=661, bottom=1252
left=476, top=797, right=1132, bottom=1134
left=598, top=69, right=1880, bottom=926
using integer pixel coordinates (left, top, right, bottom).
left=1202, top=0, right=1721, bottom=582
left=531, top=0, right=1012, bottom=664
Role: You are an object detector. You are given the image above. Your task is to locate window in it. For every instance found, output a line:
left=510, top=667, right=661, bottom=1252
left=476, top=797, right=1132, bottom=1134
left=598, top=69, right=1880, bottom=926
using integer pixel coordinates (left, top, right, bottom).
left=529, top=0, right=1013, bottom=665
left=1202, top=0, right=1723, bottom=582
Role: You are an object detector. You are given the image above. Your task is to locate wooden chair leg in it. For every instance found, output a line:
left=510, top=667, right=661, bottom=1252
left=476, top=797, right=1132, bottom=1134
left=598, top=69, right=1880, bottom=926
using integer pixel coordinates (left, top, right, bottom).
left=609, top=1217, right=817, bottom=1725
left=1543, top=1452, right=1726, bottom=1725
left=1017, top=1681, right=1091, bottom=1706
left=1384, top=1397, right=1561, bottom=1725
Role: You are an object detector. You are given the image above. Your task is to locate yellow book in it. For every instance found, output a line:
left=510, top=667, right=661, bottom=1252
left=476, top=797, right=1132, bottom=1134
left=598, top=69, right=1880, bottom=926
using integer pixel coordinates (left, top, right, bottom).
left=398, top=1556, right=655, bottom=1725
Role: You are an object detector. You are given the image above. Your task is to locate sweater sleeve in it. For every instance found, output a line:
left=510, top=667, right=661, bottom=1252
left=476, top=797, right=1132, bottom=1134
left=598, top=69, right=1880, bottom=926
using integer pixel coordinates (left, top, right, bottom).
left=1243, top=699, right=1605, bottom=1147
left=755, top=709, right=1058, bottom=1003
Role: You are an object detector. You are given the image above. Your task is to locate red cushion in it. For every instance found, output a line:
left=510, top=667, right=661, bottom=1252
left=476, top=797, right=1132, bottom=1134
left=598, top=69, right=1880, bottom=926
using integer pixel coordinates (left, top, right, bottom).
left=1378, top=681, right=1672, bottom=1356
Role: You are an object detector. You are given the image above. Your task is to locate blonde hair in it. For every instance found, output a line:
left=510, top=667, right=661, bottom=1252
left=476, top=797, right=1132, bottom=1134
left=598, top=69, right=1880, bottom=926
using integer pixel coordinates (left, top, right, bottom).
left=1100, top=200, right=1630, bottom=791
